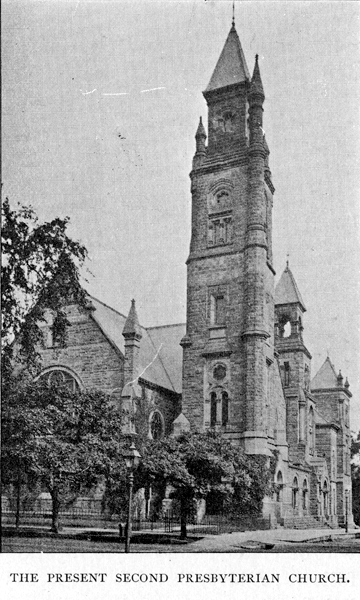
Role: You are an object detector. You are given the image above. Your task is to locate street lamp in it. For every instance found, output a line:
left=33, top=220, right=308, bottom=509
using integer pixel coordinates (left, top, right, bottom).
left=345, top=489, right=349, bottom=534
left=123, top=441, right=141, bottom=553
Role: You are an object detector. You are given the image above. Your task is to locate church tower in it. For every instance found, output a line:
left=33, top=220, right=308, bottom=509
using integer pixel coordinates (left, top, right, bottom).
left=274, top=263, right=313, bottom=463
left=181, top=23, right=276, bottom=456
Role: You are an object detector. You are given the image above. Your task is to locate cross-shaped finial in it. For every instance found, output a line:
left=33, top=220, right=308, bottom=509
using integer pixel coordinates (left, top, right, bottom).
left=286, top=252, right=290, bottom=268
left=232, top=1, right=235, bottom=27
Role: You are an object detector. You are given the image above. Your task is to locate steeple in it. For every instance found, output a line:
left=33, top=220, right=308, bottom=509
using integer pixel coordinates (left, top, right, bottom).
left=275, top=262, right=306, bottom=312
left=205, top=24, right=250, bottom=92
left=193, top=116, right=207, bottom=169
left=122, top=299, right=142, bottom=341
left=249, top=54, right=265, bottom=98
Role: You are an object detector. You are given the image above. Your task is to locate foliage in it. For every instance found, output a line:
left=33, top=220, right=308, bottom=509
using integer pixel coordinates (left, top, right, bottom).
left=351, top=431, right=360, bottom=459
left=1, top=380, right=124, bottom=532
left=351, top=431, right=360, bottom=525
left=1, top=197, right=88, bottom=380
left=136, top=430, right=273, bottom=538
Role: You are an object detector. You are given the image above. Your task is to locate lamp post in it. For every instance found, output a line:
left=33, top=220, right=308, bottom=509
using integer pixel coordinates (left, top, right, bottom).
left=345, top=489, right=349, bottom=534
left=123, top=440, right=141, bottom=553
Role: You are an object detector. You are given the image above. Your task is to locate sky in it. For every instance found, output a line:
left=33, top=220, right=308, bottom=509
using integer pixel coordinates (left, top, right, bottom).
left=2, top=0, right=360, bottom=432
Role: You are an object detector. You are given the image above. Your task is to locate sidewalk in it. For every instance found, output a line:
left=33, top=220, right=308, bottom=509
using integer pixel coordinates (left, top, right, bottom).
left=187, top=527, right=359, bottom=552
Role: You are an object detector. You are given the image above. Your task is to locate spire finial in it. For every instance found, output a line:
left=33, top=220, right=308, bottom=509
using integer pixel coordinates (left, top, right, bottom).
left=232, top=1, right=235, bottom=27
left=286, top=252, right=290, bottom=269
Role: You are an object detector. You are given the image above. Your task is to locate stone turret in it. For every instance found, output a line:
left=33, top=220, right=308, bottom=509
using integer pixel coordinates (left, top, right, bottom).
left=193, top=117, right=207, bottom=169
left=240, top=55, right=270, bottom=456
left=122, top=299, right=142, bottom=390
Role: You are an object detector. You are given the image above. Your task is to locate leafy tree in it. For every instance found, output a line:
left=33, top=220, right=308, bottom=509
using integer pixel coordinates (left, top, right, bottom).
left=1, top=381, right=124, bottom=532
left=1, top=197, right=88, bottom=381
left=137, top=430, right=273, bottom=539
left=351, top=431, right=360, bottom=525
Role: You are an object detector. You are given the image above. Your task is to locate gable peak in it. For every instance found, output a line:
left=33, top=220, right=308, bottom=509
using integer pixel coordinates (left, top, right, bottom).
left=311, top=356, right=338, bottom=390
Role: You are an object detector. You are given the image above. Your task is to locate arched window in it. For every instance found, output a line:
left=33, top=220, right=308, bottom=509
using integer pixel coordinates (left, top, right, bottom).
left=302, top=479, right=308, bottom=510
left=39, top=369, right=80, bottom=393
left=210, top=392, right=217, bottom=427
left=222, top=392, right=229, bottom=426
left=309, top=406, right=315, bottom=455
left=292, top=477, right=299, bottom=509
left=150, top=411, right=164, bottom=440
left=284, top=361, right=290, bottom=386
left=275, top=471, right=283, bottom=502
left=323, top=480, right=329, bottom=516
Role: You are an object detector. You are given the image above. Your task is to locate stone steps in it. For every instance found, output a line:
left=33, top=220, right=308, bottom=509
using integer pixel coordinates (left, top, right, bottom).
left=280, top=516, right=329, bottom=529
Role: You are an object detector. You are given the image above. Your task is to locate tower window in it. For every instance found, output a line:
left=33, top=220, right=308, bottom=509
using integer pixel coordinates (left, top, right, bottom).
left=213, top=364, right=226, bottom=381
left=210, top=294, right=226, bottom=325
left=208, top=217, right=232, bottom=246
left=284, top=362, right=290, bottom=387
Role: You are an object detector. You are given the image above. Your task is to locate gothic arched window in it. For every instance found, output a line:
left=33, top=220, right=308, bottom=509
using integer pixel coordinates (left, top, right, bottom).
left=39, top=369, right=79, bottom=393
left=222, top=391, right=229, bottom=426
left=275, top=471, right=283, bottom=502
left=210, top=392, right=217, bottom=427
left=292, top=477, right=299, bottom=509
left=303, top=479, right=308, bottom=510
left=150, top=411, right=164, bottom=440
left=309, top=406, right=315, bottom=455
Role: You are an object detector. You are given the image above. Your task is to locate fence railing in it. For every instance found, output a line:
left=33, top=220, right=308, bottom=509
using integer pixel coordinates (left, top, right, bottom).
left=2, top=508, right=272, bottom=535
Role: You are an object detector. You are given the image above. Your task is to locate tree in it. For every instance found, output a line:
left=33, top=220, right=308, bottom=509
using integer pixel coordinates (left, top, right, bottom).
left=351, top=431, right=360, bottom=526
left=1, top=197, right=88, bottom=381
left=137, top=430, right=273, bottom=539
left=1, top=380, right=124, bottom=532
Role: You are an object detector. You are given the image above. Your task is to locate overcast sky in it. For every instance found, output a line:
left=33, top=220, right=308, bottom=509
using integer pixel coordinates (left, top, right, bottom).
left=3, top=0, right=360, bottom=432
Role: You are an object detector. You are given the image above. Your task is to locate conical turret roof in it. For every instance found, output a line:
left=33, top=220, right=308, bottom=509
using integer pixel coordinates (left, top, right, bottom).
left=205, top=24, right=250, bottom=92
left=311, top=356, right=338, bottom=390
left=122, top=299, right=142, bottom=339
left=250, top=54, right=265, bottom=97
left=275, top=263, right=306, bottom=311
left=195, top=116, right=206, bottom=138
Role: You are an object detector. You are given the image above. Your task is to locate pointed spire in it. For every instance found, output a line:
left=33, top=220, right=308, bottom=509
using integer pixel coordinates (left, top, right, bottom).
left=193, top=116, right=207, bottom=167
left=250, top=54, right=265, bottom=98
left=205, top=25, right=250, bottom=92
left=122, top=299, right=142, bottom=340
left=195, top=116, right=206, bottom=140
left=275, top=263, right=306, bottom=311
left=345, top=377, right=350, bottom=389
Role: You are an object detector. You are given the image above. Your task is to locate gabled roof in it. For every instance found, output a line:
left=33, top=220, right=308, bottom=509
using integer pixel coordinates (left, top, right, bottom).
left=311, top=356, right=338, bottom=390
left=275, top=263, right=306, bottom=311
left=89, top=296, right=185, bottom=394
left=205, top=24, right=250, bottom=92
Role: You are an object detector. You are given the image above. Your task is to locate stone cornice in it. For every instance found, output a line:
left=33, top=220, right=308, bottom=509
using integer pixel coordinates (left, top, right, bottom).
left=311, top=386, right=352, bottom=399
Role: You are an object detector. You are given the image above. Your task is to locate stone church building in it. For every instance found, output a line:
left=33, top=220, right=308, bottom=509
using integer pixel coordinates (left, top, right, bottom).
left=31, top=24, right=353, bottom=527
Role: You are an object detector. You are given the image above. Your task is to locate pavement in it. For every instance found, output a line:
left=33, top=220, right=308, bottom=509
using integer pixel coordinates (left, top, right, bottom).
left=185, top=527, right=359, bottom=552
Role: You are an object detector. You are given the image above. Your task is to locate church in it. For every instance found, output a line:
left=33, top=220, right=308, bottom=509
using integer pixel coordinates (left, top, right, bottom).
left=33, top=22, right=353, bottom=528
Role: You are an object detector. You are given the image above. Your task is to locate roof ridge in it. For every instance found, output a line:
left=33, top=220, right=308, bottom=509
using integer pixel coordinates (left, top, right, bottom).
left=87, top=294, right=127, bottom=319
left=146, top=322, right=186, bottom=330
